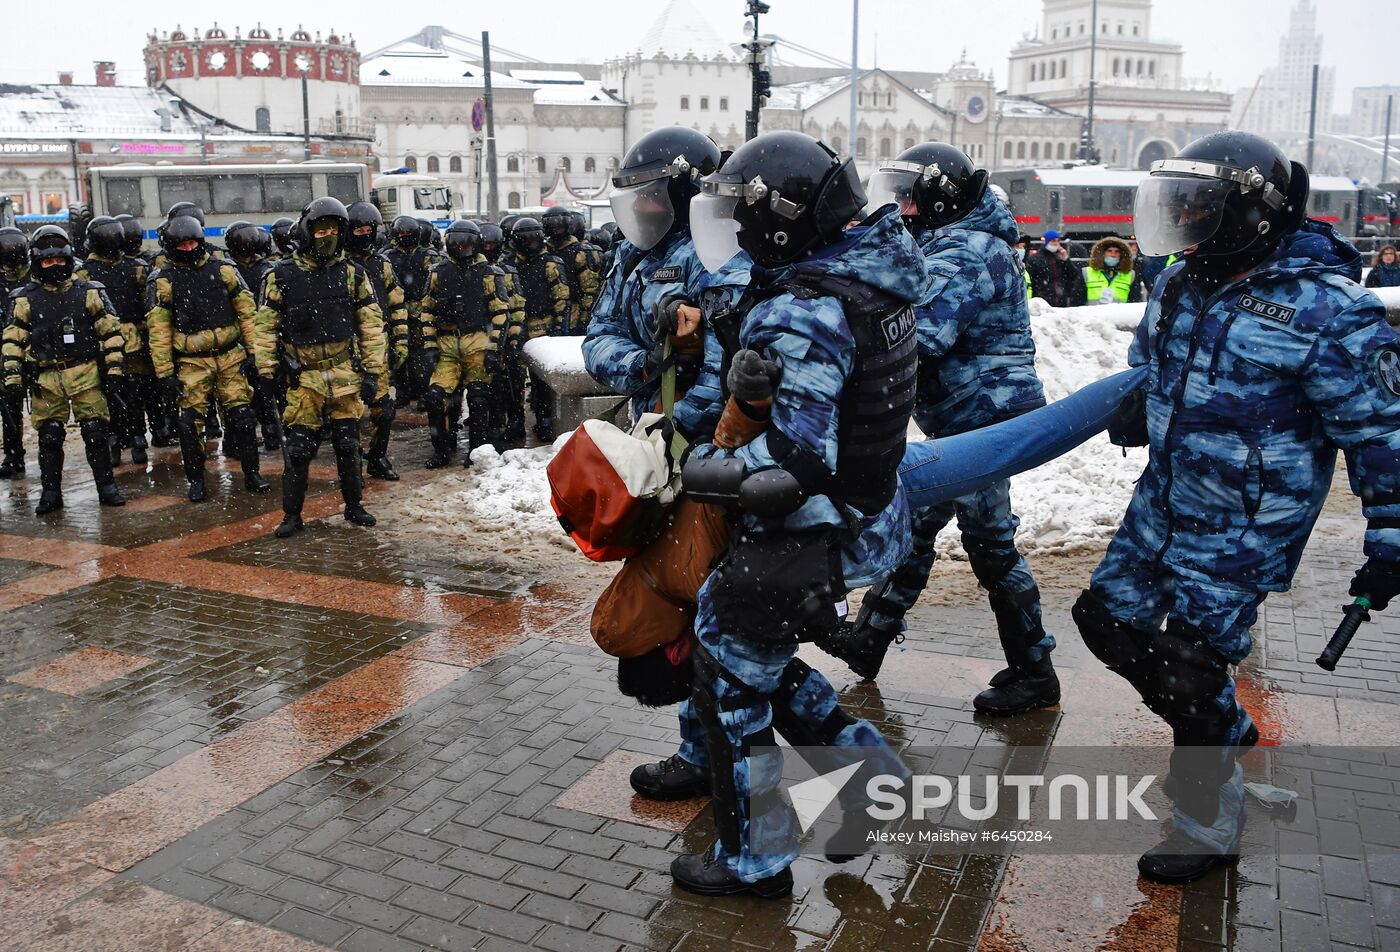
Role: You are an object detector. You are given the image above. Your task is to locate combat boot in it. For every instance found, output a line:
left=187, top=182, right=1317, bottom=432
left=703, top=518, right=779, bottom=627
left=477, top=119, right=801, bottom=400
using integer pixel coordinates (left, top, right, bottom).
left=463, top=383, right=493, bottom=468
left=80, top=420, right=125, bottom=507
left=276, top=425, right=314, bottom=539
left=1138, top=828, right=1239, bottom=885
left=129, top=433, right=148, bottom=465
left=366, top=455, right=400, bottom=481
left=228, top=407, right=271, bottom=494
left=973, top=656, right=1060, bottom=715
left=629, top=754, right=710, bottom=801
left=424, top=397, right=453, bottom=469
left=0, top=453, right=23, bottom=478
left=108, top=434, right=123, bottom=468
left=261, top=421, right=282, bottom=452
left=366, top=394, right=399, bottom=480
left=332, top=419, right=376, bottom=528
left=178, top=409, right=207, bottom=503
left=670, top=852, right=792, bottom=899
left=815, top=618, right=902, bottom=682
left=34, top=421, right=64, bottom=515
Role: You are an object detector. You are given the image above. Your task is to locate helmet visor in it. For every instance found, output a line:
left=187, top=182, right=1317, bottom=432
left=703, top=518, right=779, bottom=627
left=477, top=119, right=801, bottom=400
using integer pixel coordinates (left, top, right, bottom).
left=690, top=193, right=742, bottom=274
left=609, top=179, right=675, bottom=252
left=1133, top=174, right=1233, bottom=257
left=866, top=168, right=920, bottom=217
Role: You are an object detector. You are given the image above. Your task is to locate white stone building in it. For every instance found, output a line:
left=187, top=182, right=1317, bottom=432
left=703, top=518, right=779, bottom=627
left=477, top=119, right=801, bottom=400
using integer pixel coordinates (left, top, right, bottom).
left=1233, top=0, right=1334, bottom=139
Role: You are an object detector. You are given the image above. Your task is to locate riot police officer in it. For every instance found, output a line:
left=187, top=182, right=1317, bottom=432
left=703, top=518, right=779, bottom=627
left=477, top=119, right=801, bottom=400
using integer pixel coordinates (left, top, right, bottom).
left=78, top=216, right=152, bottom=466
left=256, top=197, right=388, bottom=539
left=508, top=217, right=570, bottom=440
left=382, top=215, right=436, bottom=404
left=270, top=217, right=297, bottom=260
left=820, top=143, right=1059, bottom=715
left=225, top=220, right=282, bottom=451
left=146, top=216, right=271, bottom=502
left=2, top=225, right=127, bottom=513
left=541, top=205, right=600, bottom=334
left=1076, top=132, right=1400, bottom=883
left=115, top=215, right=148, bottom=263
left=345, top=202, right=409, bottom=480
left=0, top=227, right=31, bottom=476
left=418, top=220, right=513, bottom=467
left=479, top=222, right=528, bottom=445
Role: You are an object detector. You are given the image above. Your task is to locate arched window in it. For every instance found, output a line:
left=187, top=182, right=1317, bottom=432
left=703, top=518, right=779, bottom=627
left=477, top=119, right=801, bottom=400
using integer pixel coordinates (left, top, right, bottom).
left=427, top=155, right=440, bottom=173
left=856, top=137, right=867, bottom=157
left=879, top=138, right=892, bottom=158
left=1113, top=58, right=1120, bottom=77
left=831, top=136, right=843, bottom=154
left=1030, top=142, right=1039, bottom=160
left=584, top=157, right=596, bottom=173
left=255, top=106, right=270, bottom=132
left=1049, top=61, right=1056, bottom=80
left=1056, top=142, right=1066, bottom=160
left=1003, top=140, right=1013, bottom=159
left=560, top=157, right=572, bottom=172
left=1016, top=141, right=1026, bottom=159
left=507, top=192, right=521, bottom=209
left=507, top=155, right=520, bottom=173
left=903, top=137, right=914, bottom=150
left=1137, top=59, right=1145, bottom=76
left=536, top=156, right=546, bottom=173
left=449, top=155, right=462, bottom=173
left=1060, top=58, right=1067, bottom=78
left=886, top=92, right=893, bottom=107
left=404, top=155, right=417, bottom=172
left=1148, top=61, right=1156, bottom=78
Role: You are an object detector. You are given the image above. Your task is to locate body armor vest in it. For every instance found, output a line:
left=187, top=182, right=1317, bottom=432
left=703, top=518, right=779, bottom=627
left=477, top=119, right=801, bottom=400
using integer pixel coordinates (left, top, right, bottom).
left=431, top=262, right=492, bottom=333
left=167, top=260, right=238, bottom=334
left=25, top=281, right=101, bottom=363
left=80, top=256, right=143, bottom=323
left=516, top=253, right=562, bottom=317
left=352, top=253, right=390, bottom=311
left=233, top=259, right=273, bottom=305
left=385, top=247, right=429, bottom=301
left=274, top=261, right=356, bottom=346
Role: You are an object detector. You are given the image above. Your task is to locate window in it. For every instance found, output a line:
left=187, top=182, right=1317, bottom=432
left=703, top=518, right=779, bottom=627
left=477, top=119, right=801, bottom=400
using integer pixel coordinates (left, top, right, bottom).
left=1016, top=141, right=1026, bottom=159
left=1133, top=24, right=1140, bottom=35
left=449, top=155, right=462, bottom=173
left=158, top=176, right=211, bottom=213
left=560, top=157, right=571, bottom=172
left=904, top=137, right=915, bottom=150
left=1117, top=23, right=1123, bottom=34
left=1081, top=187, right=1103, bottom=210
left=507, top=191, right=521, bottom=209
left=1056, top=142, right=1066, bottom=160
left=413, top=187, right=451, bottom=210
left=831, top=137, right=843, bottom=154
left=720, top=97, right=729, bottom=111
left=1003, top=141, right=1012, bottom=159
left=404, top=155, right=417, bottom=172
left=1009, top=178, right=1027, bottom=194
left=255, top=107, right=270, bottom=133
left=879, top=138, right=892, bottom=158
left=1060, top=58, right=1067, bottom=77
left=1148, top=61, right=1155, bottom=78
left=1052, top=27, right=1058, bottom=39
left=263, top=174, right=313, bottom=211
left=857, top=92, right=864, bottom=106
left=886, top=92, right=893, bottom=107
left=856, top=137, right=867, bottom=158
left=103, top=178, right=143, bottom=216
left=1050, top=61, right=1057, bottom=80
left=700, top=97, right=709, bottom=110
left=1112, top=188, right=1134, bottom=211
left=680, top=96, right=690, bottom=110
left=326, top=172, right=362, bottom=204
left=1030, top=142, right=1040, bottom=160
left=1079, top=22, right=1085, bottom=34
left=507, top=155, right=520, bottom=173
left=427, top=155, right=440, bottom=173
left=1137, top=59, right=1145, bottom=76
left=584, top=157, right=596, bottom=173
left=1113, top=58, right=1120, bottom=77
left=1315, top=192, right=1331, bottom=211
left=536, top=156, right=546, bottom=174
left=1044, top=142, right=1053, bottom=158
left=210, top=173, right=261, bottom=213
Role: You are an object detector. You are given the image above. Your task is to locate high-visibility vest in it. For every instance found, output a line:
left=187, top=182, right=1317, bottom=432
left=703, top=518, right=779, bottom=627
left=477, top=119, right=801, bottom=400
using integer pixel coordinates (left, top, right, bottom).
left=1024, top=267, right=1033, bottom=300
left=1084, top=266, right=1133, bottom=304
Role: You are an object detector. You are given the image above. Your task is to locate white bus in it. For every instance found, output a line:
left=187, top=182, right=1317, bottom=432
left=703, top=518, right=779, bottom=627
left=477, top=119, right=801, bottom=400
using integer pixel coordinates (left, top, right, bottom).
left=86, top=161, right=371, bottom=239
left=370, top=170, right=458, bottom=226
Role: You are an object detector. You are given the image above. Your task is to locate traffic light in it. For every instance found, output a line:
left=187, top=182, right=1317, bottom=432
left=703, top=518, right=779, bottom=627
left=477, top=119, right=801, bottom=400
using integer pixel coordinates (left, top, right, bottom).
left=756, top=68, right=771, bottom=101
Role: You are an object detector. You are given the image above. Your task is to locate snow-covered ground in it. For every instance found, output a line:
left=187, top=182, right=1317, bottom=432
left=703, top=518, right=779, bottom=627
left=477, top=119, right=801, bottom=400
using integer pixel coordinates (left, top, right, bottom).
left=376, top=301, right=1149, bottom=573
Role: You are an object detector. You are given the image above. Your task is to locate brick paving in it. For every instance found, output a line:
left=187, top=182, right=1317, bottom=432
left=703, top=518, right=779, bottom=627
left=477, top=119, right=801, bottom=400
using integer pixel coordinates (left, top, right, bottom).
left=0, top=427, right=1395, bottom=950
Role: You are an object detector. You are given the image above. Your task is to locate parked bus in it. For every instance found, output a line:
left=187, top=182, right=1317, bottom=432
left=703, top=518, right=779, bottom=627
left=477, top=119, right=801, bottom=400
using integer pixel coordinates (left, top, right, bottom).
left=370, top=170, right=458, bottom=226
left=990, top=166, right=1147, bottom=241
left=1358, top=186, right=1396, bottom=237
left=1307, top=176, right=1360, bottom=238
left=86, top=161, right=370, bottom=239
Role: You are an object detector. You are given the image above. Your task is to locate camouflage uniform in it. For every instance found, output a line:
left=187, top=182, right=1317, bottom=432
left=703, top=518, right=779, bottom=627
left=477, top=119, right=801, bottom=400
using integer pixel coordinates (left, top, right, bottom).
left=232, top=254, right=282, bottom=448
left=548, top=234, right=602, bottom=335
left=486, top=255, right=529, bottom=443
left=381, top=243, right=436, bottom=403
left=348, top=249, right=409, bottom=476
left=257, top=250, right=387, bottom=527
left=858, top=189, right=1055, bottom=677
left=419, top=254, right=512, bottom=464
left=2, top=275, right=126, bottom=506
left=77, top=250, right=152, bottom=461
left=146, top=253, right=268, bottom=495
left=583, top=228, right=750, bottom=442
left=0, top=263, right=30, bottom=474
left=1078, top=220, right=1400, bottom=855
left=682, top=207, right=927, bottom=881
left=510, top=246, right=570, bottom=439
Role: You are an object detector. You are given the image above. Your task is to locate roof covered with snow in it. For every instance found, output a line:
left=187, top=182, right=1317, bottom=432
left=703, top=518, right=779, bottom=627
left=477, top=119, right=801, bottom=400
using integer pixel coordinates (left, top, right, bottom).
left=361, top=42, right=527, bottom=88
left=1310, top=176, right=1360, bottom=191
left=510, top=69, right=587, bottom=85
left=765, top=74, right=852, bottom=111
left=0, top=83, right=212, bottom=139
left=531, top=81, right=622, bottom=107
left=995, top=95, right=1079, bottom=118
left=633, top=0, right=738, bottom=59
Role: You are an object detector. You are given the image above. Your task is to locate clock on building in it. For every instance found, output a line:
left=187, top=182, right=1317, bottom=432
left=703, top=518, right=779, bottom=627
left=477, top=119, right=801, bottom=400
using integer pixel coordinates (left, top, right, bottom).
left=966, top=95, right=988, bottom=123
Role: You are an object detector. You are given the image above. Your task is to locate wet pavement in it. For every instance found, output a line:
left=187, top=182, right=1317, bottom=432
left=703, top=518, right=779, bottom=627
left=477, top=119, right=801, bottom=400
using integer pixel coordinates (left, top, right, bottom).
left=1, top=421, right=1397, bottom=951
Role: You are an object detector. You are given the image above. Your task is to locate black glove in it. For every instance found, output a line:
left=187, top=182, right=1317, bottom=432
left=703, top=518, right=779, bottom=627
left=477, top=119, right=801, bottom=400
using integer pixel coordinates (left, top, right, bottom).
left=642, top=341, right=668, bottom=382
left=653, top=295, right=689, bottom=340
left=1351, top=557, right=1400, bottom=612
left=484, top=349, right=501, bottom=375
left=727, top=349, right=781, bottom=403
left=3, top=383, right=22, bottom=404
left=103, top=374, right=129, bottom=415
left=359, top=374, right=379, bottom=405
left=240, top=353, right=258, bottom=379
left=1107, top=388, right=1149, bottom=448
left=256, top=376, right=279, bottom=412
left=412, top=349, right=439, bottom=390
left=159, top=375, right=182, bottom=401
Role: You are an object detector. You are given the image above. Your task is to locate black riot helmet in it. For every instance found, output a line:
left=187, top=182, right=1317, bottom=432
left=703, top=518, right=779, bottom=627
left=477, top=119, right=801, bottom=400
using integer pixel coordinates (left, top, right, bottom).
left=499, top=215, right=520, bottom=236
left=0, top=226, right=28, bottom=271
left=390, top=215, right=421, bottom=249
left=478, top=222, right=505, bottom=262
left=86, top=216, right=126, bottom=257
left=166, top=201, right=206, bottom=226
left=569, top=212, right=588, bottom=240
left=251, top=227, right=274, bottom=258
left=223, top=220, right=262, bottom=259
left=691, top=131, right=865, bottom=271
left=610, top=126, right=721, bottom=250
left=29, top=224, right=75, bottom=284
left=300, top=196, right=349, bottom=262
left=115, top=214, right=144, bottom=256
left=510, top=217, right=547, bottom=256
left=541, top=205, right=574, bottom=244
left=1133, top=131, right=1307, bottom=282
left=867, top=142, right=987, bottom=230
left=345, top=201, right=383, bottom=254
left=417, top=219, right=437, bottom=249
left=160, top=215, right=207, bottom=266
left=586, top=227, right=612, bottom=252
left=270, top=217, right=296, bottom=255
left=444, top=219, right=482, bottom=264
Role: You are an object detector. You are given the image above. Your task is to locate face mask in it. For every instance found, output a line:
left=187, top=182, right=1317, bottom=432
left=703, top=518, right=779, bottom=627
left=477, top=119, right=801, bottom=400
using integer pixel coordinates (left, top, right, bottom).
left=1045, top=242, right=1060, bottom=254
left=1103, top=255, right=1121, bottom=268
left=1014, top=247, right=1026, bottom=262
left=312, top=235, right=338, bottom=259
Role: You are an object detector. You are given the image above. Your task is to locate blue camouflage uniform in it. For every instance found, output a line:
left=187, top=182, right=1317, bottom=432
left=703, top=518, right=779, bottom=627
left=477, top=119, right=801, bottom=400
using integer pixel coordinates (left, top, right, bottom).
left=582, top=227, right=750, bottom=441
left=863, top=189, right=1053, bottom=668
left=1082, top=220, right=1400, bottom=853
left=684, top=206, right=928, bottom=881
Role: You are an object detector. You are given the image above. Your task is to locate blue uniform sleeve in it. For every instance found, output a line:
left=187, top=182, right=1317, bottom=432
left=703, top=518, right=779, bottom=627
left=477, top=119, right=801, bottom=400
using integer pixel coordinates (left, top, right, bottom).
left=670, top=254, right=747, bottom=441
left=1128, top=309, right=1153, bottom=367
left=582, top=251, right=646, bottom=395
left=916, top=247, right=992, bottom=359
left=1301, top=295, right=1400, bottom=562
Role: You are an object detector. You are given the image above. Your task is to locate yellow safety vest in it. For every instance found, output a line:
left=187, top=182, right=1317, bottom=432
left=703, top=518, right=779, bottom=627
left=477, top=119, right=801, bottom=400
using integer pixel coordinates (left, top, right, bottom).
left=1024, top=267, right=1033, bottom=300
left=1084, top=267, right=1133, bottom=304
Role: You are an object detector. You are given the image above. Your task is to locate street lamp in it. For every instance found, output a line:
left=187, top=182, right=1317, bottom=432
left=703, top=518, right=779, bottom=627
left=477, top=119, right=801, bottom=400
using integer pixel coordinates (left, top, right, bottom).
left=296, top=53, right=312, bottom=161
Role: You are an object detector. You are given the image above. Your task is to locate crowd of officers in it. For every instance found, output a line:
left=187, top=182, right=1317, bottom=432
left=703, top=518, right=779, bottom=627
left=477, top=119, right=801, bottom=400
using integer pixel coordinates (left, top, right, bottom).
left=0, top=200, right=610, bottom=535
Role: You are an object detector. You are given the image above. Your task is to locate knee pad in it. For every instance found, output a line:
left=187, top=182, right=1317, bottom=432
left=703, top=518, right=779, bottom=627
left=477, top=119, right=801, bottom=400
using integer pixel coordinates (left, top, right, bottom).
left=423, top=385, right=447, bottom=414
left=963, top=535, right=1021, bottom=590
left=770, top=658, right=856, bottom=748
left=283, top=425, right=319, bottom=466
left=226, top=403, right=258, bottom=430
left=1151, top=618, right=1231, bottom=727
left=177, top=407, right=200, bottom=433
left=1072, top=589, right=1155, bottom=677
left=328, top=417, right=359, bottom=448
left=38, top=420, right=65, bottom=452
left=376, top=394, right=396, bottom=422
left=78, top=417, right=108, bottom=443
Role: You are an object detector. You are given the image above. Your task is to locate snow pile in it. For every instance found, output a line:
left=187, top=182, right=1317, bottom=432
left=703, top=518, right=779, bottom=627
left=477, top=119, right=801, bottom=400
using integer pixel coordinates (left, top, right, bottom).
left=523, top=336, right=587, bottom=375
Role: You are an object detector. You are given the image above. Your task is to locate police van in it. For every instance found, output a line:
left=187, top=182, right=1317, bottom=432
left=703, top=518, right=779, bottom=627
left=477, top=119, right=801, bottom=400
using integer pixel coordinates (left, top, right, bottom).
left=370, top=169, right=458, bottom=227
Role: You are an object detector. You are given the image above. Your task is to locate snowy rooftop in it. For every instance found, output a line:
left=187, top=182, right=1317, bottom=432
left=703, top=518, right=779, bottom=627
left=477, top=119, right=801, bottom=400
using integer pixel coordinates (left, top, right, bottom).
left=995, top=95, right=1078, bottom=118
left=632, top=0, right=737, bottom=60
left=510, top=69, right=587, bottom=85
left=0, top=83, right=212, bottom=138
left=765, top=74, right=856, bottom=111
left=531, top=81, right=622, bottom=107
left=1311, top=175, right=1360, bottom=191
left=361, top=42, right=527, bottom=89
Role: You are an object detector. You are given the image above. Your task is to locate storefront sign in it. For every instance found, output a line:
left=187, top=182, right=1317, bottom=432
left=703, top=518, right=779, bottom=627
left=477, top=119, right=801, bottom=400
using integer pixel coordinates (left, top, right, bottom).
left=0, top=142, right=69, bottom=154
left=119, top=142, right=188, bottom=154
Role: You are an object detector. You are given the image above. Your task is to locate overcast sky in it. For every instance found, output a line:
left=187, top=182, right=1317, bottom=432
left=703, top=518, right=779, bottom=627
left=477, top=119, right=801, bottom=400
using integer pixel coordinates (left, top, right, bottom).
left=2, top=1, right=1393, bottom=108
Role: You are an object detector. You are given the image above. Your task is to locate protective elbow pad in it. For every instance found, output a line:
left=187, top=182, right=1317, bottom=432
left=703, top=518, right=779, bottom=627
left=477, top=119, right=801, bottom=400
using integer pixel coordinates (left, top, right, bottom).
left=738, top=468, right=807, bottom=518
left=682, top=456, right=746, bottom=505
